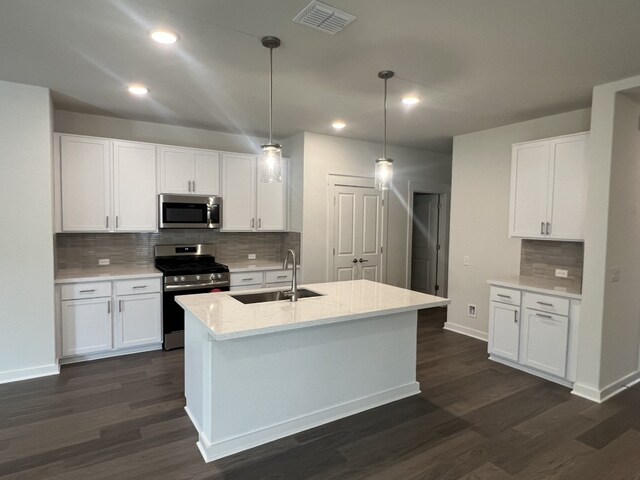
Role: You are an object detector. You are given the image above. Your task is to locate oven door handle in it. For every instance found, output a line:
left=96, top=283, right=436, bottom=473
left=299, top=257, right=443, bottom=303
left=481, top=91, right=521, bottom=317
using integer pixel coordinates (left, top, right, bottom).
left=164, top=282, right=228, bottom=292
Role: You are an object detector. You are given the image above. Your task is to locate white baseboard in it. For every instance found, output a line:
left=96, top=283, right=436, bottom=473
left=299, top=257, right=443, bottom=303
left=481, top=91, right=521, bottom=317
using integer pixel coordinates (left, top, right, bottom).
left=194, top=382, right=421, bottom=463
left=443, top=322, right=488, bottom=342
left=0, top=362, right=60, bottom=385
left=59, top=343, right=162, bottom=365
left=572, top=369, right=640, bottom=403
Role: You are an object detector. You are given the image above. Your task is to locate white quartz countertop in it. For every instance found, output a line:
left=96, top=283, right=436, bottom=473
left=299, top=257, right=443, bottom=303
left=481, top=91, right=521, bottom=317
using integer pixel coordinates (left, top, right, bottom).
left=222, top=259, right=299, bottom=272
left=488, top=276, right=582, bottom=300
left=55, top=265, right=163, bottom=284
left=176, top=279, right=450, bottom=340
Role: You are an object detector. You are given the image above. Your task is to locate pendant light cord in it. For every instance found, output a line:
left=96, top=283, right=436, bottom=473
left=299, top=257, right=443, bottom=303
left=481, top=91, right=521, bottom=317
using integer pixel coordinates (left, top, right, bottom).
left=269, top=46, right=273, bottom=145
left=383, top=76, right=387, bottom=159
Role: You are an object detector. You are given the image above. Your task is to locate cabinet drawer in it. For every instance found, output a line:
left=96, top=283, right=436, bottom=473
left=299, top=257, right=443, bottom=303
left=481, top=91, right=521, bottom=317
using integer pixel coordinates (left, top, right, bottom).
left=115, top=278, right=161, bottom=296
left=523, top=292, right=569, bottom=316
left=265, top=270, right=292, bottom=284
left=61, top=281, right=112, bottom=300
left=230, top=272, right=263, bottom=287
left=490, top=287, right=521, bottom=306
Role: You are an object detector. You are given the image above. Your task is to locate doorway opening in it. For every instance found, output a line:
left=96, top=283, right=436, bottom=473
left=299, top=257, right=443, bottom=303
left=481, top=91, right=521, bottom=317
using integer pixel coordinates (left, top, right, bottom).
left=407, top=188, right=449, bottom=297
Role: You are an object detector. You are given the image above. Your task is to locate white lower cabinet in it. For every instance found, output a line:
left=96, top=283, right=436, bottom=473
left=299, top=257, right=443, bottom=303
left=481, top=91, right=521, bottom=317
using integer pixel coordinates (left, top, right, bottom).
left=488, top=284, right=579, bottom=386
left=58, top=277, right=162, bottom=362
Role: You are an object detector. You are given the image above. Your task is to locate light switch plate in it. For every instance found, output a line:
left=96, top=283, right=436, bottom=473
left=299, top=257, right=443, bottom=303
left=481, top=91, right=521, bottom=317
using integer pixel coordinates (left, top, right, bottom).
left=98, top=259, right=110, bottom=266
left=248, top=254, right=257, bottom=260
left=555, top=269, right=568, bottom=278
left=467, top=304, right=477, bottom=318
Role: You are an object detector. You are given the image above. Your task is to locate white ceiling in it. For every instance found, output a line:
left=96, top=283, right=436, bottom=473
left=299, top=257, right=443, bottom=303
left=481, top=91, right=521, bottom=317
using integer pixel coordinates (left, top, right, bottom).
left=2, top=0, right=640, bottom=153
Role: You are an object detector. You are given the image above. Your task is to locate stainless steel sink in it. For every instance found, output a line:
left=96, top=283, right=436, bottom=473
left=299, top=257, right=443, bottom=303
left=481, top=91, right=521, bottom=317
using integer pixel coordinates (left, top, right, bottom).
left=230, top=288, right=324, bottom=305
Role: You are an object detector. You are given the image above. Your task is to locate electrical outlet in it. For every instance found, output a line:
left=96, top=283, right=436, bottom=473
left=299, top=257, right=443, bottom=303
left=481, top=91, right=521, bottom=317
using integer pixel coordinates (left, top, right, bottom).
left=98, top=259, right=110, bottom=266
left=463, top=256, right=470, bottom=266
left=248, top=254, right=257, bottom=260
left=555, top=269, right=568, bottom=278
left=467, top=304, right=477, bottom=318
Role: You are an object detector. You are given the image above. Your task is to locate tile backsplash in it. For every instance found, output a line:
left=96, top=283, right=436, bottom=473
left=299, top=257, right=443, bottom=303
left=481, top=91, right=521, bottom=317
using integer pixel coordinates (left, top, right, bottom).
left=520, top=239, right=584, bottom=284
left=56, top=231, right=301, bottom=270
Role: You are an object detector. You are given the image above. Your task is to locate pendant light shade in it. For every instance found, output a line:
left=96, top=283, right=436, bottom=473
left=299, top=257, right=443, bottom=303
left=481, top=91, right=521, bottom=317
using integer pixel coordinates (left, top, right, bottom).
left=260, top=36, right=283, bottom=183
left=375, top=70, right=394, bottom=190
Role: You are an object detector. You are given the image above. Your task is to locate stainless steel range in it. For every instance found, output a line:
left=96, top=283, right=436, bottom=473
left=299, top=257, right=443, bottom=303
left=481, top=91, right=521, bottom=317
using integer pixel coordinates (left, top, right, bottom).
left=154, top=244, right=230, bottom=350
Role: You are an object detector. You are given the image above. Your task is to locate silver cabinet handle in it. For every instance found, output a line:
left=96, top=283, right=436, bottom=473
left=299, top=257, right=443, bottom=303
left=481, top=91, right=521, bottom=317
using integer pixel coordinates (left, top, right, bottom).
left=132, top=285, right=147, bottom=289
left=540, top=222, right=544, bottom=234
left=535, top=313, right=553, bottom=319
left=187, top=180, right=192, bottom=192
left=258, top=218, right=262, bottom=228
left=358, top=258, right=369, bottom=263
left=514, top=310, right=518, bottom=323
left=119, top=300, right=123, bottom=312
left=536, top=301, right=553, bottom=307
left=251, top=218, right=255, bottom=229
left=107, top=300, right=111, bottom=314
left=106, top=216, right=109, bottom=229
left=79, top=289, right=96, bottom=293
left=276, top=275, right=287, bottom=279
left=192, top=180, right=196, bottom=192
left=242, top=277, right=255, bottom=281
left=116, top=216, right=119, bottom=229
left=352, top=259, right=358, bottom=264
left=546, top=222, right=551, bottom=235
left=497, top=294, right=511, bottom=299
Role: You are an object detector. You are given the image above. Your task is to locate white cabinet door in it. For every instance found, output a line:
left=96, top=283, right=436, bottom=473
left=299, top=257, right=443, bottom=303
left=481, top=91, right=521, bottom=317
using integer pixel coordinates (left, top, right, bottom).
left=547, top=134, right=588, bottom=240
left=257, top=158, right=288, bottom=231
left=509, top=141, right=549, bottom=238
left=61, top=297, right=112, bottom=356
left=522, top=309, right=569, bottom=378
left=193, top=151, right=220, bottom=195
left=221, top=154, right=256, bottom=231
left=159, top=147, right=193, bottom=194
left=60, top=135, right=111, bottom=231
left=113, top=141, right=157, bottom=232
left=115, top=293, right=162, bottom=349
left=488, top=302, right=520, bottom=362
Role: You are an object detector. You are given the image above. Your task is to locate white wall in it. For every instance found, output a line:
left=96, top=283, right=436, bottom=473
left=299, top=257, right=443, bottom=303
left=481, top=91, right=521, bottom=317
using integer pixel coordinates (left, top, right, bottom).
left=447, top=109, right=591, bottom=340
left=573, top=74, right=640, bottom=401
left=0, top=80, right=57, bottom=383
left=55, top=110, right=269, bottom=154
left=290, top=132, right=451, bottom=287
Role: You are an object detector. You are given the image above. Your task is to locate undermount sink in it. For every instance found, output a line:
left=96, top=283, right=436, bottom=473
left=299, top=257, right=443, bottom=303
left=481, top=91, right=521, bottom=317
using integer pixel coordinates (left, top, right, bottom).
left=230, top=288, right=324, bottom=305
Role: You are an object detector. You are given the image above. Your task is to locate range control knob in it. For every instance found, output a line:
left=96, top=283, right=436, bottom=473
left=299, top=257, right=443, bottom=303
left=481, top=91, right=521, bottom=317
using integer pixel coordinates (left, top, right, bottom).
left=173, top=276, right=179, bottom=283
left=216, top=273, right=222, bottom=279
left=180, top=276, right=185, bottom=282
left=196, top=275, right=201, bottom=281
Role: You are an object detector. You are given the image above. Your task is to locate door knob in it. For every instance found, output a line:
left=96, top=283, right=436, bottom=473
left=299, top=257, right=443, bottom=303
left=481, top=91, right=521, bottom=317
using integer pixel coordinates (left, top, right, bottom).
left=358, top=258, right=369, bottom=263
left=352, top=259, right=358, bottom=263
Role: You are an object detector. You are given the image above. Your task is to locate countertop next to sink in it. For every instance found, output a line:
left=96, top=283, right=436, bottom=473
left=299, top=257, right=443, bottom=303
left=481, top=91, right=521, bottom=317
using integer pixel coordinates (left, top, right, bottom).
left=55, top=265, right=163, bottom=284
left=176, top=279, right=450, bottom=340
left=488, top=276, right=582, bottom=300
left=221, top=259, right=300, bottom=272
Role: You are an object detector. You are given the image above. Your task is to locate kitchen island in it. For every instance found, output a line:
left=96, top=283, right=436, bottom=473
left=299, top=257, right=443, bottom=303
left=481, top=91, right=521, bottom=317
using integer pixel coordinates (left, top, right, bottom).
left=176, top=279, right=449, bottom=462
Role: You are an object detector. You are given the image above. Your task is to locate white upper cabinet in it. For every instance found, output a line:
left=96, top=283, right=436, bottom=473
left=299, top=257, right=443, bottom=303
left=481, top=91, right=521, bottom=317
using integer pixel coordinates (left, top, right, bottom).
left=221, top=153, right=288, bottom=232
left=57, top=134, right=157, bottom=233
left=509, top=132, right=588, bottom=240
left=159, top=146, right=220, bottom=195
left=60, top=135, right=111, bottom=232
left=113, top=141, right=157, bottom=232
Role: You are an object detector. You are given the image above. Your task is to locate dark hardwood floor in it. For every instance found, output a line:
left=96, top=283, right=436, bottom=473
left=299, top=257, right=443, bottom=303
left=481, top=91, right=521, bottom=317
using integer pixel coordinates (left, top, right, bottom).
left=2, top=308, right=640, bottom=479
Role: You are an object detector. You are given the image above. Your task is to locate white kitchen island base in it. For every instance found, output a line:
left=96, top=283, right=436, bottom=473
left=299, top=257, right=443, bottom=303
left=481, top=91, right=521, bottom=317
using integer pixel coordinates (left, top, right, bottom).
left=184, top=309, right=420, bottom=462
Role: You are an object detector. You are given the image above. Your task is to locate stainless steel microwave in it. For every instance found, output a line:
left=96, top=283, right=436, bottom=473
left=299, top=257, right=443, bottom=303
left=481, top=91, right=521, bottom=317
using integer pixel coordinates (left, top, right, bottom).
left=158, top=194, right=221, bottom=229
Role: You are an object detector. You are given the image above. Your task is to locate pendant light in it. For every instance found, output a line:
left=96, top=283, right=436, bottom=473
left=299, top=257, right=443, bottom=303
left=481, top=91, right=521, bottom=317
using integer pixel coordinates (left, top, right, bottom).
left=260, top=36, right=283, bottom=183
left=375, top=70, right=394, bottom=190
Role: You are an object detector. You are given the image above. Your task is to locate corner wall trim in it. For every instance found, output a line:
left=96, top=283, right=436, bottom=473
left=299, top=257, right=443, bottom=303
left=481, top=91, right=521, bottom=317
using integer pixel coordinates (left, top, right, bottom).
left=443, top=322, right=488, bottom=342
left=0, top=362, right=60, bottom=385
left=572, top=369, right=640, bottom=403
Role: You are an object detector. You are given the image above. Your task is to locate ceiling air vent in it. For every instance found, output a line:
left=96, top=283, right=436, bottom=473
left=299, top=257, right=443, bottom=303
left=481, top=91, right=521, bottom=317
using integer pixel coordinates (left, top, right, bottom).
left=293, top=1, right=356, bottom=35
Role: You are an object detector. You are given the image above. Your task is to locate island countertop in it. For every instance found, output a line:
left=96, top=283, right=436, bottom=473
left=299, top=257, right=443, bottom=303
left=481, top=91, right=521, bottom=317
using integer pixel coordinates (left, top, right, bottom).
left=176, top=279, right=449, bottom=340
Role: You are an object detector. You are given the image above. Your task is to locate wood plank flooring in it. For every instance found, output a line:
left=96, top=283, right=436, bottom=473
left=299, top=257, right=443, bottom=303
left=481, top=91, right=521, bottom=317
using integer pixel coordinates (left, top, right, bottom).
left=2, top=308, right=640, bottom=479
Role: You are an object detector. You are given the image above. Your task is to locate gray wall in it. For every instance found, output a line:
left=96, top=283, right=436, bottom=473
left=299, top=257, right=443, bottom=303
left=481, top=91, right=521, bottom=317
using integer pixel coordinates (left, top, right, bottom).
left=447, top=108, right=591, bottom=339
left=0, top=80, right=56, bottom=382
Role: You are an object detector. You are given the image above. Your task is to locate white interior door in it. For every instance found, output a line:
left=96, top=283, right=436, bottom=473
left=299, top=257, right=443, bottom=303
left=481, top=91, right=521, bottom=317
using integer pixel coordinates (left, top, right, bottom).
left=332, top=185, right=383, bottom=282
left=411, top=193, right=440, bottom=294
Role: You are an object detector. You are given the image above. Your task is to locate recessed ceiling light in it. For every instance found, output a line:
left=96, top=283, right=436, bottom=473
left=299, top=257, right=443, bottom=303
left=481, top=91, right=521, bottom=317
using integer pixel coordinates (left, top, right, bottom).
left=128, top=84, right=149, bottom=95
left=332, top=121, right=346, bottom=130
left=402, top=96, right=421, bottom=105
left=150, top=29, right=178, bottom=44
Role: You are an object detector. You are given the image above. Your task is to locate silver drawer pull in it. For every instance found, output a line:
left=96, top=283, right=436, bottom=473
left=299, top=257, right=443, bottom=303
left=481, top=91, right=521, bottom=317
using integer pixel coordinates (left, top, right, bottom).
left=536, top=301, right=553, bottom=307
left=276, top=275, right=287, bottom=279
left=132, top=285, right=147, bottom=289
left=79, top=289, right=96, bottom=293
left=242, top=278, right=254, bottom=281
left=497, top=294, right=512, bottom=299
left=535, top=313, right=553, bottom=319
